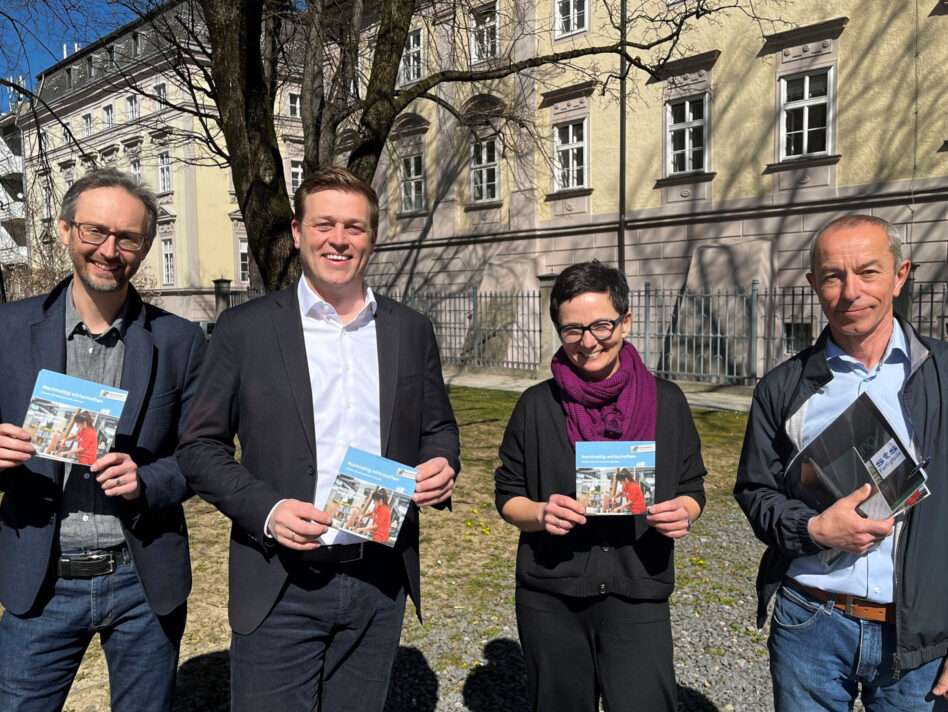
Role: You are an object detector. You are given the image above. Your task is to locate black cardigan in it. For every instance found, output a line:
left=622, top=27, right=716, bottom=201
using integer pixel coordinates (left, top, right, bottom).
left=494, top=378, right=706, bottom=600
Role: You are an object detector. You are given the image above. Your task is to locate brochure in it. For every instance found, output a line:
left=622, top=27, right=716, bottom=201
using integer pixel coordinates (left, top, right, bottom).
left=575, top=441, right=656, bottom=515
left=788, top=392, right=930, bottom=521
left=22, top=369, right=128, bottom=466
left=324, top=447, right=417, bottom=547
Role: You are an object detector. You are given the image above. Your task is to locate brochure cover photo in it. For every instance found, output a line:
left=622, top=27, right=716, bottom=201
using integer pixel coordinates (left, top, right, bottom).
left=575, top=441, right=656, bottom=515
left=324, top=447, right=417, bottom=547
left=22, top=369, right=128, bottom=466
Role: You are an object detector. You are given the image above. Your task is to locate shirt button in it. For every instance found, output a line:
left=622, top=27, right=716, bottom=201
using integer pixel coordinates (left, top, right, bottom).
left=82, top=515, right=89, bottom=522
left=598, top=583, right=607, bottom=594
left=874, top=586, right=881, bottom=594
left=88, top=347, right=94, bottom=353
left=83, top=472, right=90, bottom=479
left=600, top=544, right=611, bottom=552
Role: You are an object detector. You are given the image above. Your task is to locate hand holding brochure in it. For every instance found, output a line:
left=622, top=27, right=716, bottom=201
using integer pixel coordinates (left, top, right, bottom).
left=324, top=447, right=416, bottom=547
left=575, top=441, right=656, bottom=515
left=22, top=370, right=127, bottom=466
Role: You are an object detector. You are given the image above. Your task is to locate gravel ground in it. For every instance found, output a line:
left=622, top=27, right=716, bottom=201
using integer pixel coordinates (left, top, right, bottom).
left=385, top=498, right=775, bottom=712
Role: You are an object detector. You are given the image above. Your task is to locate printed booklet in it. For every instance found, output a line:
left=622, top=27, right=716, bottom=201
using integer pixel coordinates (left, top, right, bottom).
left=22, top=369, right=127, bottom=466
left=324, top=447, right=417, bottom=547
left=575, top=441, right=656, bottom=515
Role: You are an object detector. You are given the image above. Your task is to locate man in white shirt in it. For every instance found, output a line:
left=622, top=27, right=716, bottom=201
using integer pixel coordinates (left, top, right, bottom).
left=177, top=167, right=460, bottom=711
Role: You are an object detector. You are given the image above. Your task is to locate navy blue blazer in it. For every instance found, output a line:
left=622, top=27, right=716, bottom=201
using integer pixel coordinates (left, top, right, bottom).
left=0, top=278, right=206, bottom=616
left=177, top=285, right=461, bottom=634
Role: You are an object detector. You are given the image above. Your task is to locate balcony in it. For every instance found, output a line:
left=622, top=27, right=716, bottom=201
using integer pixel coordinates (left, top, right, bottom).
left=0, top=144, right=22, bottom=180
left=0, top=200, right=25, bottom=229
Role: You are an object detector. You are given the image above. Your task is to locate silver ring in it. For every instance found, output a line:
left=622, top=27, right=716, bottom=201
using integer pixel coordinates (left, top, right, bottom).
left=291, top=532, right=296, bottom=542
left=558, top=518, right=565, bottom=528
left=114, top=477, right=121, bottom=486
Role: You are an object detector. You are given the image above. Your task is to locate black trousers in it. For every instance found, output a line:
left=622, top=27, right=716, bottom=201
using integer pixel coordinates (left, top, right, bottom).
left=515, top=587, right=676, bottom=712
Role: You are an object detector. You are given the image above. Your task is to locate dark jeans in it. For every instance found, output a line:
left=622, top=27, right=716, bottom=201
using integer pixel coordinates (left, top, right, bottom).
left=0, top=560, right=185, bottom=712
left=516, top=587, right=676, bottom=712
left=229, top=549, right=407, bottom=712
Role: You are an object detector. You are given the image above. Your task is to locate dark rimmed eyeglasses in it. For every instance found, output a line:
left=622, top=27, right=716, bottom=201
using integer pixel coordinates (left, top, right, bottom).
left=557, top=316, right=624, bottom=344
left=71, top=221, right=148, bottom=252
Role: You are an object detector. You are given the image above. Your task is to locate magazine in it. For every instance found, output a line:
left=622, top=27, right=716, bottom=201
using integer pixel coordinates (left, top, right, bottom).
left=324, top=447, right=417, bottom=547
left=788, top=392, right=930, bottom=521
left=22, top=369, right=127, bottom=466
left=575, top=441, right=656, bottom=515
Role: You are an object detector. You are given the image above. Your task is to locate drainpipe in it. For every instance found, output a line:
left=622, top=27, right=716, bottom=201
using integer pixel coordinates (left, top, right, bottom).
left=617, top=0, right=627, bottom=274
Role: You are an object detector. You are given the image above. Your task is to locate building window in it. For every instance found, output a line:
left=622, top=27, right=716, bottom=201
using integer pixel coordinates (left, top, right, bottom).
left=780, top=69, right=830, bottom=160
left=133, top=32, right=143, bottom=56
left=471, top=138, right=498, bottom=202
left=153, top=83, right=167, bottom=112
left=66, top=67, right=73, bottom=89
left=129, top=158, right=142, bottom=183
left=400, top=154, right=426, bottom=212
left=290, top=160, right=304, bottom=192
left=161, top=237, right=175, bottom=286
left=102, top=104, right=114, bottom=129
left=86, top=56, right=95, bottom=79
left=288, top=92, right=301, bottom=118
left=554, top=120, right=586, bottom=191
left=555, top=0, right=587, bottom=37
left=350, top=53, right=361, bottom=99
left=39, top=130, right=49, bottom=151
left=239, top=238, right=250, bottom=283
left=106, top=45, right=116, bottom=69
left=158, top=152, right=172, bottom=192
left=82, top=113, right=93, bottom=138
left=400, top=29, right=423, bottom=86
left=666, top=94, right=707, bottom=175
left=471, top=4, right=498, bottom=63
left=127, top=95, right=139, bottom=121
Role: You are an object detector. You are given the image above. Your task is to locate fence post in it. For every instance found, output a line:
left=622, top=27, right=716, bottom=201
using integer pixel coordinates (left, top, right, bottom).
left=471, top=286, right=479, bottom=366
left=643, top=281, right=651, bottom=369
left=749, top=279, right=759, bottom=384
left=537, top=274, right=558, bottom=376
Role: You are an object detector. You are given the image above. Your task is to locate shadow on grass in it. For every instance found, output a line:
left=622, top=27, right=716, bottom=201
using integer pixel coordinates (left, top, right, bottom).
left=385, top=646, right=439, bottom=711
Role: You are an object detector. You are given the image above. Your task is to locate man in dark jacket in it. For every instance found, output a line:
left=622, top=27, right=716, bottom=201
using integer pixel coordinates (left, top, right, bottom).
left=735, top=214, right=948, bottom=710
left=0, top=169, right=205, bottom=711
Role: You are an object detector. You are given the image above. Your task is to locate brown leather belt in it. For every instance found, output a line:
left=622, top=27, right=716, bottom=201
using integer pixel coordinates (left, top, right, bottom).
left=793, top=582, right=896, bottom=624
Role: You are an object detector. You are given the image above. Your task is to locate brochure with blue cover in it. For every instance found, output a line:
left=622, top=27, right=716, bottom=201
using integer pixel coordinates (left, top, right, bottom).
left=324, top=447, right=417, bottom=547
left=575, top=441, right=656, bottom=515
left=22, top=369, right=128, bottom=466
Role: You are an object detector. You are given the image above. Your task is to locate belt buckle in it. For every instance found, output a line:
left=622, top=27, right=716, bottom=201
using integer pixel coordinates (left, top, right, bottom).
left=339, top=542, right=364, bottom=563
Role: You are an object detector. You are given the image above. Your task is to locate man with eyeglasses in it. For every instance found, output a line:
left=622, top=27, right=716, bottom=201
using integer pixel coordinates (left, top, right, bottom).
left=177, top=166, right=460, bottom=710
left=0, top=168, right=206, bottom=711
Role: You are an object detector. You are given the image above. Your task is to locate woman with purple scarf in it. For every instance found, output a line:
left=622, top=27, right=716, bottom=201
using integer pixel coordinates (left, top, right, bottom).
left=495, top=261, right=706, bottom=711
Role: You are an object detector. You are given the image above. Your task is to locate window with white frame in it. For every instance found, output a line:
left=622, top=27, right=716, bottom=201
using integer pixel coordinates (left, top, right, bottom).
left=39, top=130, right=49, bottom=151
left=82, top=114, right=93, bottom=137
left=288, top=92, right=301, bottom=118
left=102, top=104, right=114, bottom=129
left=86, top=56, right=95, bottom=79
left=780, top=69, right=830, bottom=160
left=555, top=0, right=587, bottom=37
left=62, top=124, right=70, bottom=144
left=400, top=154, right=426, bottom=212
left=554, top=119, right=586, bottom=191
left=666, top=94, right=707, bottom=175
left=161, top=237, right=175, bottom=285
left=153, top=83, right=167, bottom=112
left=133, top=32, right=143, bottom=56
left=239, top=237, right=250, bottom=283
left=129, top=158, right=142, bottom=183
left=106, top=46, right=116, bottom=70
left=158, top=151, right=172, bottom=192
left=471, top=4, right=498, bottom=63
left=290, top=160, right=304, bottom=192
left=127, top=95, right=139, bottom=120
left=400, top=29, right=423, bottom=86
left=471, top=138, right=498, bottom=202
left=350, top=53, right=361, bottom=98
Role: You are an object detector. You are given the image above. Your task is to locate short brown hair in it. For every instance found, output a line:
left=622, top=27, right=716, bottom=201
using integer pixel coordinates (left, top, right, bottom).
left=292, top=166, right=379, bottom=235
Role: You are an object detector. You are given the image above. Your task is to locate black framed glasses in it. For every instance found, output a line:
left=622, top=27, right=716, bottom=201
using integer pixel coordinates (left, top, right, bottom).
left=557, top=316, right=624, bottom=344
left=71, top=221, right=148, bottom=252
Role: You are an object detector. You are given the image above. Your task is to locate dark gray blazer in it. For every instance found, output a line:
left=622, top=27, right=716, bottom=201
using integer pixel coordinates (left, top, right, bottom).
left=176, top=285, right=460, bottom=634
left=0, top=277, right=207, bottom=616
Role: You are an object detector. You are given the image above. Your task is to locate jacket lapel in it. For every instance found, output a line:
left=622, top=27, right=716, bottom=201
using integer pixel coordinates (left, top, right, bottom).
left=375, top=296, right=398, bottom=456
left=273, top=287, right=316, bottom=457
left=30, top=285, right=69, bottom=484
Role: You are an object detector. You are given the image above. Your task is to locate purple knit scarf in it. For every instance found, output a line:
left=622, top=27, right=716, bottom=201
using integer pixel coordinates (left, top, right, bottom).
left=551, top=341, right=657, bottom=446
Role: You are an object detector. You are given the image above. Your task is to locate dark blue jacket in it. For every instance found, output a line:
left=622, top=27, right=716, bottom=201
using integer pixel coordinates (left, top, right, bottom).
left=0, top=278, right=206, bottom=615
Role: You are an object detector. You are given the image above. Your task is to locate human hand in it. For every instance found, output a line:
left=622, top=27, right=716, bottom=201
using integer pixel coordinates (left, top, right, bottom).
left=931, top=653, right=948, bottom=699
left=93, top=452, right=142, bottom=500
left=267, top=499, right=332, bottom=550
left=412, top=457, right=456, bottom=507
left=807, top=484, right=893, bottom=554
left=647, top=497, right=692, bottom=539
left=0, top=423, right=34, bottom=470
left=541, top=493, right=587, bottom=536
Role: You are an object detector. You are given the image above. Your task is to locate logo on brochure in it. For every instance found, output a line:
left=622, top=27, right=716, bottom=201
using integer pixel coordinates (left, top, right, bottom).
left=870, top=438, right=905, bottom=479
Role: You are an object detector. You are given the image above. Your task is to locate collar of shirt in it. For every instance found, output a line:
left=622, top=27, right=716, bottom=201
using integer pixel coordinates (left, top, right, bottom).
left=64, top=281, right=129, bottom=342
left=825, top=318, right=910, bottom=376
left=296, top=276, right=377, bottom=327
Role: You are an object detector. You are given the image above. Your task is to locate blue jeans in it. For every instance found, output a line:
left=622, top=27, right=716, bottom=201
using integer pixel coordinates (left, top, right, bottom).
left=769, top=583, right=948, bottom=712
left=0, top=559, right=185, bottom=712
left=229, top=552, right=407, bottom=712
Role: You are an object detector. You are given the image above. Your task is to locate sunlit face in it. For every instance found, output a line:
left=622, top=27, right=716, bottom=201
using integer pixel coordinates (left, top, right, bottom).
left=806, top=223, right=909, bottom=348
left=58, top=187, right=151, bottom=295
left=557, top=291, right=632, bottom=382
left=291, top=189, right=375, bottom=303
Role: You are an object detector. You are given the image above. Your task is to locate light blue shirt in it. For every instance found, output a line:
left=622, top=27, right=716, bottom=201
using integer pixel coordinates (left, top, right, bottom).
left=787, top=319, right=915, bottom=603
